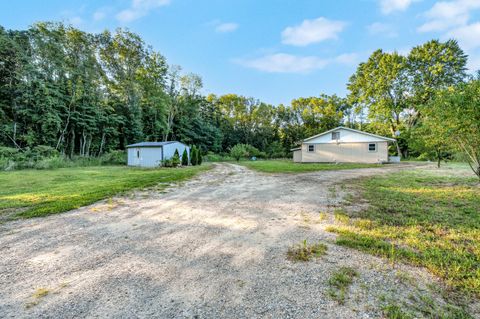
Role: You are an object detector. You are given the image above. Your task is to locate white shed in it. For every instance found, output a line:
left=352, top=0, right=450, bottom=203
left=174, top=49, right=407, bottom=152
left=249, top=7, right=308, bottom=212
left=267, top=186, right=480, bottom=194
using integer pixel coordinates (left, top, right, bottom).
left=126, top=141, right=190, bottom=167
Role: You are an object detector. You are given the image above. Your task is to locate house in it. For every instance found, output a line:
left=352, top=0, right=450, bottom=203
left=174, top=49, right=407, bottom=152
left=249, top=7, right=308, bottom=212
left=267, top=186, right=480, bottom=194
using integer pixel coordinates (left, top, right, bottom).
left=291, top=127, right=395, bottom=164
left=126, top=141, right=189, bottom=167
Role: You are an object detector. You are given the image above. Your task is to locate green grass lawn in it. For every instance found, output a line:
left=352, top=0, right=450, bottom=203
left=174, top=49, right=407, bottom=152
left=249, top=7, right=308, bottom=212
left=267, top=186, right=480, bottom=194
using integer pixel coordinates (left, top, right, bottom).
left=0, top=165, right=210, bottom=220
left=238, top=159, right=382, bottom=173
left=327, top=165, right=480, bottom=298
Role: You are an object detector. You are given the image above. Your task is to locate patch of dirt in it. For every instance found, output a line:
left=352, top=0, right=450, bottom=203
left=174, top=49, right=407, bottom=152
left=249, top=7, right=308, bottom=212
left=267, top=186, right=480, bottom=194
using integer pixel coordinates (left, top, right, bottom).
left=0, top=163, right=476, bottom=318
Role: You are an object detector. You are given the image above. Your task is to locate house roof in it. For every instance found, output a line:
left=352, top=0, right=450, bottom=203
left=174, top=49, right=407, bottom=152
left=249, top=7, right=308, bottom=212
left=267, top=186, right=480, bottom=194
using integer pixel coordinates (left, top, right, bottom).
left=302, top=126, right=396, bottom=143
left=126, top=141, right=176, bottom=148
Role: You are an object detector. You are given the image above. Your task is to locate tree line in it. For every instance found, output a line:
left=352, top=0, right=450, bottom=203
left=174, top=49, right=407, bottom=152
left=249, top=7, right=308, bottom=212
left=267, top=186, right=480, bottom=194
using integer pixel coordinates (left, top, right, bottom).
left=0, top=22, right=478, bottom=176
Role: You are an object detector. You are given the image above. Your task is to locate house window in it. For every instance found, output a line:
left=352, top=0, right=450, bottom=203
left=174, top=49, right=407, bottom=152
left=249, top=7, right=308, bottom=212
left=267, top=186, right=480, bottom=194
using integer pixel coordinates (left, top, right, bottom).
left=332, top=132, right=340, bottom=140
left=368, top=143, right=377, bottom=152
left=137, top=150, right=140, bottom=158
left=308, top=145, right=315, bottom=152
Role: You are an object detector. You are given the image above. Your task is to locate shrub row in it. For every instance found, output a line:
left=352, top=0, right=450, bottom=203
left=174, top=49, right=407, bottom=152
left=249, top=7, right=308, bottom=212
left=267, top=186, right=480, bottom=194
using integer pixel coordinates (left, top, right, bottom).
left=0, top=146, right=126, bottom=170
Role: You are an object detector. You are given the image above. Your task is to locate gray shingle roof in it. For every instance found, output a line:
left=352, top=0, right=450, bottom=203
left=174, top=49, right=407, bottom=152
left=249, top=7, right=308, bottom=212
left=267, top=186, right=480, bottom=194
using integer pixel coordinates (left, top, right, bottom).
left=126, top=141, right=176, bottom=148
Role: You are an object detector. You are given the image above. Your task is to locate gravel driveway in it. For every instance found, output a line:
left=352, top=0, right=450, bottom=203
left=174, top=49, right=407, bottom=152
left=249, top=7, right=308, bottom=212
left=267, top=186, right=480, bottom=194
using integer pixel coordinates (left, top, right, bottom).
left=0, top=163, right=463, bottom=318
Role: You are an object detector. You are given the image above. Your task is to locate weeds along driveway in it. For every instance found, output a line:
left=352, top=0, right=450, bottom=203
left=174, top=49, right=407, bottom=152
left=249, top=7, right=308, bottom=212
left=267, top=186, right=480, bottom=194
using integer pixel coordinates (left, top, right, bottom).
left=0, top=163, right=459, bottom=318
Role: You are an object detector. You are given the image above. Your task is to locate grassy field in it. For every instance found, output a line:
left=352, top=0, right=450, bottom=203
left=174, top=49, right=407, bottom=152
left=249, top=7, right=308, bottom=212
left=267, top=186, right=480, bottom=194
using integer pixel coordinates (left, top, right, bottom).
left=327, top=164, right=480, bottom=298
left=0, top=165, right=210, bottom=220
left=238, top=159, right=382, bottom=173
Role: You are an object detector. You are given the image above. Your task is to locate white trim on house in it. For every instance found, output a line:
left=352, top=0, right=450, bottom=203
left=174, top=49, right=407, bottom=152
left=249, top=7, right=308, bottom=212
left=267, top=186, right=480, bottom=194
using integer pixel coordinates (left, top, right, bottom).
left=302, top=126, right=396, bottom=143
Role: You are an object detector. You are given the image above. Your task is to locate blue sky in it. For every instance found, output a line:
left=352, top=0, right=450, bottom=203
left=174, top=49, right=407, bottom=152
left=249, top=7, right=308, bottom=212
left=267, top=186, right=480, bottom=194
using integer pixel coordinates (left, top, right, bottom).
left=1, top=0, right=479, bottom=105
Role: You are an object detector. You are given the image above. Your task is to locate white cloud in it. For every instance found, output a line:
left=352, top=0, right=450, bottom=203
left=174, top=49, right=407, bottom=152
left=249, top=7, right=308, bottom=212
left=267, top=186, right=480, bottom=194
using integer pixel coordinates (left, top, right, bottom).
left=367, top=22, right=398, bottom=37
left=417, top=0, right=480, bottom=72
left=69, top=16, right=83, bottom=27
left=467, top=54, right=480, bottom=71
left=215, top=22, right=239, bottom=33
left=116, top=0, right=170, bottom=23
left=93, top=9, right=107, bottom=22
left=334, top=53, right=360, bottom=65
left=281, top=17, right=346, bottom=46
left=235, top=52, right=357, bottom=74
left=379, top=0, right=415, bottom=14
left=447, top=22, right=480, bottom=50
left=418, top=0, right=480, bottom=32
left=236, top=53, right=328, bottom=73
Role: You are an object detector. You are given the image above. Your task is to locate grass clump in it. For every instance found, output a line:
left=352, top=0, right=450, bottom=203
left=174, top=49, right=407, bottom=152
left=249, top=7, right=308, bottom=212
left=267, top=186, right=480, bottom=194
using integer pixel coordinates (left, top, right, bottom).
left=238, top=159, right=381, bottom=173
left=0, top=164, right=210, bottom=220
left=380, top=293, right=474, bottom=319
left=26, top=287, right=50, bottom=309
left=333, top=208, right=350, bottom=223
left=381, top=303, right=413, bottom=319
left=32, top=288, right=49, bottom=299
left=326, top=167, right=480, bottom=297
left=287, top=239, right=327, bottom=262
left=327, top=266, right=358, bottom=304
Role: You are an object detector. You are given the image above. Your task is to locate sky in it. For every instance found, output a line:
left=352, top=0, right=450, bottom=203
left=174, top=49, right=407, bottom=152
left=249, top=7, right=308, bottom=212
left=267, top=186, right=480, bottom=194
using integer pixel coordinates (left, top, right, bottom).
left=1, top=0, right=479, bottom=105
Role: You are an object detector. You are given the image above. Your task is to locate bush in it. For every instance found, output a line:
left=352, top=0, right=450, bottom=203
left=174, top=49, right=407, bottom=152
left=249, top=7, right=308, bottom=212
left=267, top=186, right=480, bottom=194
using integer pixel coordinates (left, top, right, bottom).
left=230, top=144, right=249, bottom=161
left=197, top=147, right=202, bottom=165
left=182, top=148, right=189, bottom=166
left=203, top=152, right=235, bottom=162
left=99, top=150, right=126, bottom=165
left=0, top=158, right=15, bottom=171
left=34, top=157, right=67, bottom=170
left=0, top=147, right=20, bottom=159
left=266, top=141, right=286, bottom=158
left=162, top=158, right=173, bottom=167
left=172, top=149, right=181, bottom=167
left=191, top=146, right=198, bottom=166
left=245, top=144, right=266, bottom=159
left=30, top=145, right=59, bottom=161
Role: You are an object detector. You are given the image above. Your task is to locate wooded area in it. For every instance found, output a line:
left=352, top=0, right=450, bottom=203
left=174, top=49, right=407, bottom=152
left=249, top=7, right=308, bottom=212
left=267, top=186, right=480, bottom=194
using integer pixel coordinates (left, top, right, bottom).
left=0, top=22, right=478, bottom=177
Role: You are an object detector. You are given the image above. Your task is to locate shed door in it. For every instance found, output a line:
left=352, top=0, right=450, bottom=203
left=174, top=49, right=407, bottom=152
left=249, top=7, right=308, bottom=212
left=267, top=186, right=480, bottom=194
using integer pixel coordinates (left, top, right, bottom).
left=134, top=148, right=141, bottom=165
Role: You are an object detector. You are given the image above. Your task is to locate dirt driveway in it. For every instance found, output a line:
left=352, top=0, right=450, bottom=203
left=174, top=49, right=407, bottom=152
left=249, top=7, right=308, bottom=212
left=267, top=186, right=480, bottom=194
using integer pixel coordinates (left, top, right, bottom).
left=0, top=163, right=450, bottom=318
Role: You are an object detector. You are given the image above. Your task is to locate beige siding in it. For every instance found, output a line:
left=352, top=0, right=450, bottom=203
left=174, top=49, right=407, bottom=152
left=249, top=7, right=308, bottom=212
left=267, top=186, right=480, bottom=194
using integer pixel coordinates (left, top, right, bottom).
left=301, top=142, right=388, bottom=163
left=293, top=150, right=302, bottom=162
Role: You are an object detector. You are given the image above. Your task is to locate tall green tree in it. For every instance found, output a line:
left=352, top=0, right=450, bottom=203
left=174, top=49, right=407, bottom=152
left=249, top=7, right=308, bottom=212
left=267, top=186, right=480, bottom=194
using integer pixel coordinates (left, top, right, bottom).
left=427, top=77, right=480, bottom=179
left=181, top=148, right=188, bottom=166
left=408, top=40, right=468, bottom=109
left=348, top=50, right=409, bottom=156
left=291, top=94, right=347, bottom=137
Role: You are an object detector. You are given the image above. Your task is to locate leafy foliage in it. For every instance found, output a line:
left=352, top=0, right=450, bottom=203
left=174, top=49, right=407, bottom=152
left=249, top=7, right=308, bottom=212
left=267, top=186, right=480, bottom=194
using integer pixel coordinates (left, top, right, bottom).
left=190, top=145, right=198, bottom=166
left=425, top=77, right=480, bottom=178
left=181, top=148, right=189, bottom=166
left=230, top=144, right=249, bottom=161
left=197, top=147, right=202, bottom=165
left=172, top=149, right=180, bottom=167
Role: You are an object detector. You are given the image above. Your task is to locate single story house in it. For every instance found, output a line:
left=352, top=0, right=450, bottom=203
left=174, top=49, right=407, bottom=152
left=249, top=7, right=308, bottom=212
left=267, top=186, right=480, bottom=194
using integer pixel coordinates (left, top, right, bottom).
left=126, top=141, right=189, bottom=167
left=291, top=127, right=395, bottom=164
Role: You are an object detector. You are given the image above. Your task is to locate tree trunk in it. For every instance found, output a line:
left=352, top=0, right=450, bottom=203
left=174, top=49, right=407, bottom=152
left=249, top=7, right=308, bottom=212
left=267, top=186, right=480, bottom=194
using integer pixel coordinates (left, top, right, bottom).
left=85, top=135, right=92, bottom=157
left=69, top=128, right=75, bottom=158
left=99, top=132, right=106, bottom=155
left=437, top=152, right=441, bottom=168
left=12, top=122, right=16, bottom=145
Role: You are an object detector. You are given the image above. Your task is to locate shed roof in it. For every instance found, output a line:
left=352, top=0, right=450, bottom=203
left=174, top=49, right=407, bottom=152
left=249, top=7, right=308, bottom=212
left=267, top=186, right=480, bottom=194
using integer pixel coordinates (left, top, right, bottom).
left=126, top=141, right=177, bottom=148
left=303, top=126, right=396, bottom=143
